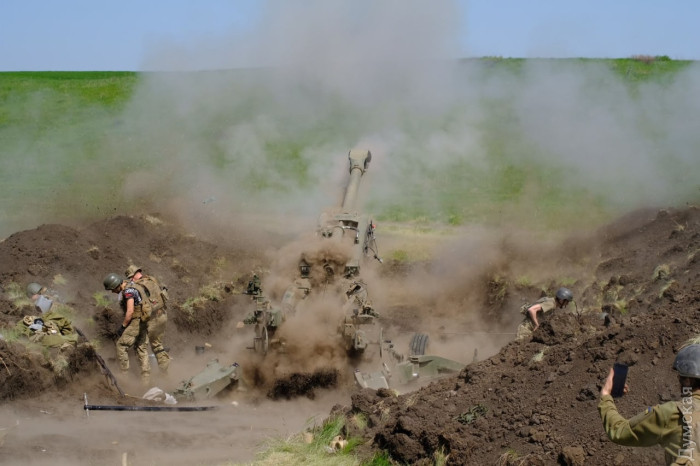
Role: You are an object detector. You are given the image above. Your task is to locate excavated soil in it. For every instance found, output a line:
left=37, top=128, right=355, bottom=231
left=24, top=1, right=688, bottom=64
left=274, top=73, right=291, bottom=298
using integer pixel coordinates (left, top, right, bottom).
left=0, top=205, right=698, bottom=465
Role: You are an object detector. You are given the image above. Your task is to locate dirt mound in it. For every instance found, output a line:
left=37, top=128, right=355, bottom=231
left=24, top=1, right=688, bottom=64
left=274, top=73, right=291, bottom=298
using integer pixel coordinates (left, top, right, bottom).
left=0, top=339, right=101, bottom=402
left=338, top=206, right=700, bottom=464
left=0, top=213, right=267, bottom=401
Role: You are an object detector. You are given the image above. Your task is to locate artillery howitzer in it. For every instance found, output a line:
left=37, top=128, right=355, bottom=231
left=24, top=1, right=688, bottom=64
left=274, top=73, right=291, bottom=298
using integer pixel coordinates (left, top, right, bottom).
left=241, top=149, right=463, bottom=392
left=307, top=149, right=383, bottom=354
left=244, top=149, right=383, bottom=356
left=316, top=149, right=382, bottom=277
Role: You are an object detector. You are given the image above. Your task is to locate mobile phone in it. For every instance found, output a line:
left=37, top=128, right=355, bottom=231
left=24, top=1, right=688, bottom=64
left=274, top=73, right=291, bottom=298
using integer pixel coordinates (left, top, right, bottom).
left=611, top=363, right=628, bottom=398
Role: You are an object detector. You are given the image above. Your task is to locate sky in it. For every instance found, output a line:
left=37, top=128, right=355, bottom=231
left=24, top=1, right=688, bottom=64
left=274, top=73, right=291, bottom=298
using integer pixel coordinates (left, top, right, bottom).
left=1, top=0, right=698, bottom=72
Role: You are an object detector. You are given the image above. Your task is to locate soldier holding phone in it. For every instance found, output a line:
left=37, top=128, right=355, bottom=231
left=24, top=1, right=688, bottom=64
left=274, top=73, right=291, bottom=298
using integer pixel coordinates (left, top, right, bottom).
left=598, top=344, right=700, bottom=465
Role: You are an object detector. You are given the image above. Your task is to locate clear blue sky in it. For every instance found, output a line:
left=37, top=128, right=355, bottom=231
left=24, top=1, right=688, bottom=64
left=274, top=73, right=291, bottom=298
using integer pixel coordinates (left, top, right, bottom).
left=1, top=0, right=698, bottom=71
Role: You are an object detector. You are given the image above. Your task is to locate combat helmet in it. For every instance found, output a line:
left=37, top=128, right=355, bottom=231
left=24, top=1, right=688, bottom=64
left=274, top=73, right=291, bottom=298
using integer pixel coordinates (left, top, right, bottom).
left=26, top=282, right=43, bottom=298
left=125, top=265, right=142, bottom=279
left=103, top=273, right=123, bottom=291
left=555, top=287, right=574, bottom=302
left=673, top=344, right=700, bottom=378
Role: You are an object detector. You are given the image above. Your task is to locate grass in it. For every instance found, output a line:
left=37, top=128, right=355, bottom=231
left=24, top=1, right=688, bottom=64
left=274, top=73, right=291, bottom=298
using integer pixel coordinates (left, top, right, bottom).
left=93, top=292, right=112, bottom=308
left=240, top=416, right=362, bottom=466
left=387, top=249, right=410, bottom=262
left=211, top=256, right=227, bottom=277
left=530, top=349, right=546, bottom=364
left=180, top=282, right=225, bottom=317
left=558, top=277, right=578, bottom=287
left=652, top=264, right=671, bottom=281
left=363, top=451, right=393, bottom=466
left=495, top=449, right=541, bottom=466
left=514, top=275, right=532, bottom=287
left=613, top=299, right=629, bottom=314
left=433, top=447, right=449, bottom=466
left=231, top=414, right=408, bottom=466
left=4, top=282, right=29, bottom=303
left=1, top=58, right=697, bottom=239
left=52, top=274, right=67, bottom=286
left=199, top=283, right=223, bottom=301
left=0, top=326, right=24, bottom=343
left=350, top=413, right=368, bottom=431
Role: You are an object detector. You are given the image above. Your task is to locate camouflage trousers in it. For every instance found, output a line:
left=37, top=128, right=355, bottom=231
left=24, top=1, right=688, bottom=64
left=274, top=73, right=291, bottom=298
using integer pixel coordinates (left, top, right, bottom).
left=516, top=318, right=535, bottom=341
left=116, top=318, right=150, bottom=377
left=147, top=310, right=170, bottom=372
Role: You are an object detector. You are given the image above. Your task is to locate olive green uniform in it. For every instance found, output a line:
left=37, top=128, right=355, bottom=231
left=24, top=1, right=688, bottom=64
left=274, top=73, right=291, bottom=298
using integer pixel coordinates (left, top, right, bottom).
left=516, top=297, right=556, bottom=340
left=599, top=393, right=700, bottom=465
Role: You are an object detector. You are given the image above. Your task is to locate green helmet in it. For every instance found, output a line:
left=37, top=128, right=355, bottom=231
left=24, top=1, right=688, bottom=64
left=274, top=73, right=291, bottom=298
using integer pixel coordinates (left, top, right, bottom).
left=26, top=282, right=43, bottom=298
left=556, top=287, right=573, bottom=302
left=673, top=344, right=700, bottom=378
left=103, top=273, right=123, bottom=291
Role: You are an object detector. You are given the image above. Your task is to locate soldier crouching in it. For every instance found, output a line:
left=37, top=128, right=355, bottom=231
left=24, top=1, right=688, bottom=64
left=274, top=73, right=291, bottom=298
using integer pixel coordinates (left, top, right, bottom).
left=103, top=273, right=151, bottom=384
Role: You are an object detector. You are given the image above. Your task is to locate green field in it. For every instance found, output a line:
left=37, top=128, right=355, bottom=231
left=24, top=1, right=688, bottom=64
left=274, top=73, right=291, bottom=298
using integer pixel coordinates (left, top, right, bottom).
left=1, top=57, right=698, bottom=239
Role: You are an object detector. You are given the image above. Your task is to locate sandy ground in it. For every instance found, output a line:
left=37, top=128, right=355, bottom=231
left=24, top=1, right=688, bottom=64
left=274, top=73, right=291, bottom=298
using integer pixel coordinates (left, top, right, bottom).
left=0, top=387, right=348, bottom=466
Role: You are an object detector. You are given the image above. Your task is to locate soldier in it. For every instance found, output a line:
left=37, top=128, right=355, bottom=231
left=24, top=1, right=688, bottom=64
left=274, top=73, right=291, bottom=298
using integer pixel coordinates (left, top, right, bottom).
left=599, top=344, right=700, bottom=464
left=26, top=282, right=55, bottom=314
left=103, top=272, right=151, bottom=383
left=245, top=273, right=262, bottom=296
left=125, top=265, right=171, bottom=373
left=516, top=287, right=573, bottom=340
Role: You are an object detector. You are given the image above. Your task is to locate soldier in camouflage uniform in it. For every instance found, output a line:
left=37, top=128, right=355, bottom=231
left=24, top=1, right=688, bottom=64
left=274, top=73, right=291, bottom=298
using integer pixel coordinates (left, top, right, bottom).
left=125, top=265, right=171, bottom=373
left=599, top=344, right=700, bottom=465
left=516, top=287, right=573, bottom=340
left=103, top=272, right=151, bottom=383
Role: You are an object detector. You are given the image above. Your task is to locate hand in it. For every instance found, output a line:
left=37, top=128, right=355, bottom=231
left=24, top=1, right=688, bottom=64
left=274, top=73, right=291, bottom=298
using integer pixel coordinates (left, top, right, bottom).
left=601, top=367, right=628, bottom=397
left=116, top=325, right=126, bottom=338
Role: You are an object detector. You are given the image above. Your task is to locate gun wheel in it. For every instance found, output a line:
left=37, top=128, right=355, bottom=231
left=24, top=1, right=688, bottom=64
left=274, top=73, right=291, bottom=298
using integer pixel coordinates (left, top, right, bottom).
left=409, top=332, right=429, bottom=356
left=254, top=325, right=269, bottom=355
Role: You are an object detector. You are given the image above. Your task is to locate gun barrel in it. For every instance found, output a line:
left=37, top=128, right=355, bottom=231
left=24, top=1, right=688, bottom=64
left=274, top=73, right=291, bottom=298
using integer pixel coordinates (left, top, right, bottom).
left=341, top=149, right=371, bottom=212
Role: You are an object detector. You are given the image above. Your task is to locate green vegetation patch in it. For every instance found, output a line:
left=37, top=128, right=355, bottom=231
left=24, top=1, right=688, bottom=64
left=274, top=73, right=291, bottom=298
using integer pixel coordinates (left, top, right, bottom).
left=249, top=416, right=363, bottom=466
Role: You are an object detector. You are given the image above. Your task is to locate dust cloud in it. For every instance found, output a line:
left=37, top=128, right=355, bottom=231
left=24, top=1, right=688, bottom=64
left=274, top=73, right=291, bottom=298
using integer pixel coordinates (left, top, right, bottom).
left=109, top=1, right=699, bottom=235
left=3, top=2, right=699, bottom=240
